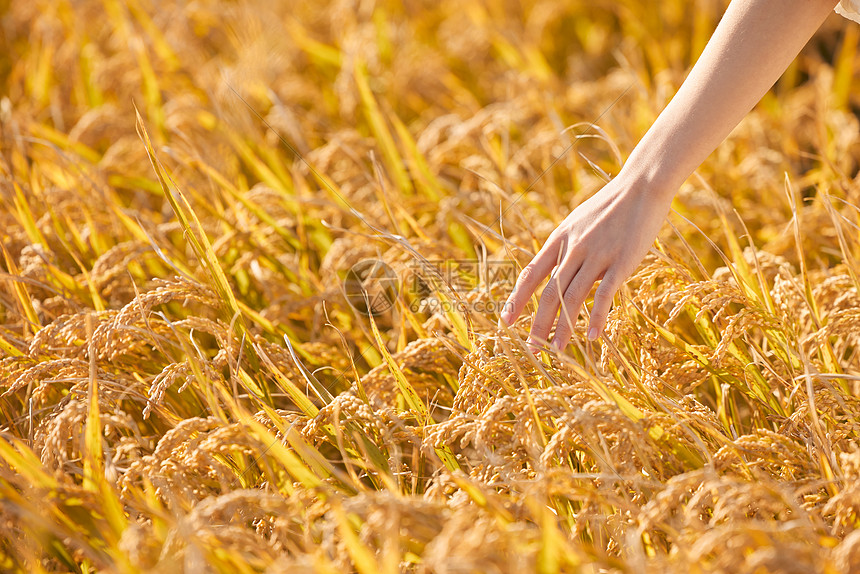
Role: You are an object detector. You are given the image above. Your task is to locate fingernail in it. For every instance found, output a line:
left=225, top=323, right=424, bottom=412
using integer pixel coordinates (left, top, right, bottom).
left=587, top=327, right=599, bottom=341
left=499, top=307, right=513, bottom=326
left=551, top=340, right=564, bottom=352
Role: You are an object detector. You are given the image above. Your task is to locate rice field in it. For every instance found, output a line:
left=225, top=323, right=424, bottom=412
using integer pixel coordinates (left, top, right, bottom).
left=1, top=0, right=860, bottom=571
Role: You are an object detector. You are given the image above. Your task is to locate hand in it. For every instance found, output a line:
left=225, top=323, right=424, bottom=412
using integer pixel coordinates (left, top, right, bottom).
left=498, top=0, right=839, bottom=353
left=499, top=173, right=675, bottom=352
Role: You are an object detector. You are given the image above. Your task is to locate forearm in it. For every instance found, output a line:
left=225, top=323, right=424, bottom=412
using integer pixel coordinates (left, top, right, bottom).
left=622, top=0, right=840, bottom=194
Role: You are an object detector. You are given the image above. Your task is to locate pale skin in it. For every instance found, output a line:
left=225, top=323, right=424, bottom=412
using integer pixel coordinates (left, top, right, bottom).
left=499, top=0, right=842, bottom=352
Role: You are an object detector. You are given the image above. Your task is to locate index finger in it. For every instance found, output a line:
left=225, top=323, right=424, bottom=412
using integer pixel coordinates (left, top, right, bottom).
left=500, top=248, right=557, bottom=326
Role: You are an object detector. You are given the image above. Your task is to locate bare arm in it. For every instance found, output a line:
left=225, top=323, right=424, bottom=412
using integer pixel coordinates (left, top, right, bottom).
left=500, top=0, right=841, bottom=352
left=627, top=0, right=840, bottom=190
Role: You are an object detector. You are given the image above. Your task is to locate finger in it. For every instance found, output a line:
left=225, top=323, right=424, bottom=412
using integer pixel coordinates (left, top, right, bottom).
left=528, top=261, right=579, bottom=350
left=499, top=247, right=558, bottom=326
left=587, top=270, right=621, bottom=341
left=551, top=263, right=599, bottom=351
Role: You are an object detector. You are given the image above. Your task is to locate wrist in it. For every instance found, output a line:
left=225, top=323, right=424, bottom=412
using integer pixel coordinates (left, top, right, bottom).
left=613, top=158, right=682, bottom=203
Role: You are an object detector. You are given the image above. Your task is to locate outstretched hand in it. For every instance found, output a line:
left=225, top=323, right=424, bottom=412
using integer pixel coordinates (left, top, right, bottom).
left=499, top=174, right=674, bottom=352
left=497, top=0, right=840, bottom=353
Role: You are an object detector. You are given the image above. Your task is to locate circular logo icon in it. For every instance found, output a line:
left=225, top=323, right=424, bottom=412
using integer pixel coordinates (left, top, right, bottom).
left=343, top=259, right=399, bottom=315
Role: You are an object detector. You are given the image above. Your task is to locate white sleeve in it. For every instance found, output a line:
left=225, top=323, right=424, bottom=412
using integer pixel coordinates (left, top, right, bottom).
left=836, top=0, right=860, bottom=23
